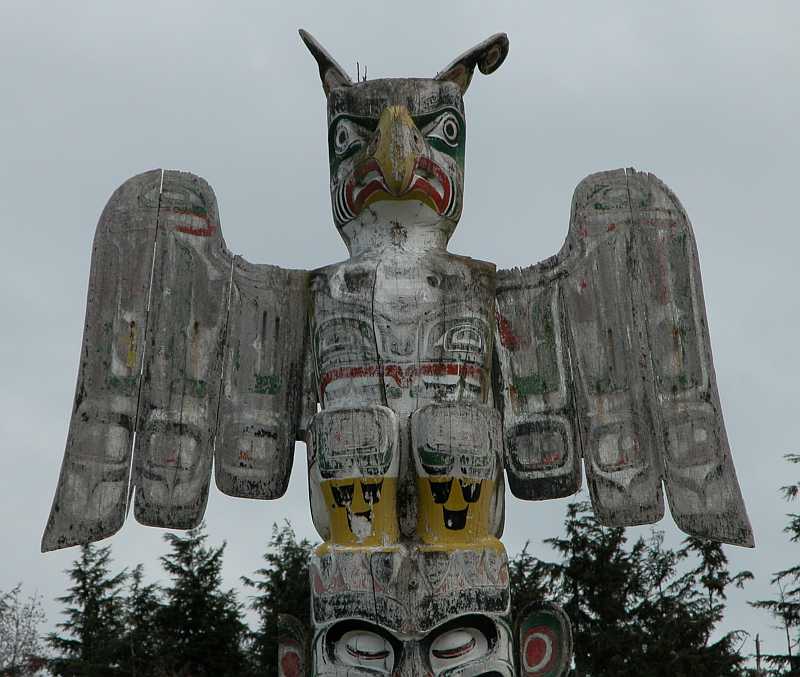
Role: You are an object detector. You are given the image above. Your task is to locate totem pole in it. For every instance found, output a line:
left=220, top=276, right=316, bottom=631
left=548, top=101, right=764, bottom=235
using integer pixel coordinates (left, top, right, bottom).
left=42, top=30, right=753, bottom=676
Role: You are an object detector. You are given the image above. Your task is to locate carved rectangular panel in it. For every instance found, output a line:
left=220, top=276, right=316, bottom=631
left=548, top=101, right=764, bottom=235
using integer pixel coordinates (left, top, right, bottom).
left=495, top=271, right=581, bottom=500
left=628, top=170, right=752, bottom=546
left=563, top=170, right=665, bottom=526
left=310, top=260, right=382, bottom=410
left=215, top=258, right=310, bottom=499
left=411, top=402, right=503, bottom=545
left=132, top=171, right=232, bottom=529
left=498, top=168, right=752, bottom=545
left=42, top=170, right=162, bottom=551
left=307, top=405, right=400, bottom=547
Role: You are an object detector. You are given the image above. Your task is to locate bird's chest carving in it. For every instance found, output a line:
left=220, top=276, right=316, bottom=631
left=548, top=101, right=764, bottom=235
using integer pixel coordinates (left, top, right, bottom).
left=311, top=253, right=495, bottom=415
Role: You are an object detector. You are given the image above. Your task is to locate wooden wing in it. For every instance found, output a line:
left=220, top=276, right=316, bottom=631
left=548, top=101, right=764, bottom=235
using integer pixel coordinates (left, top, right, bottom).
left=42, top=170, right=312, bottom=551
left=495, top=168, right=753, bottom=547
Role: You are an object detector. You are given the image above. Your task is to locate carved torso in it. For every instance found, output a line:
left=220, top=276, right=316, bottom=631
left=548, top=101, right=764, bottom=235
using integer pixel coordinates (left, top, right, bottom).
left=311, top=248, right=496, bottom=417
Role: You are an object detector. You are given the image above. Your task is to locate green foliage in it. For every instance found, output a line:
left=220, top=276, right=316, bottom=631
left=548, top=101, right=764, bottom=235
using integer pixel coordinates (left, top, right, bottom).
left=751, top=454, right=800, bottom=675
left=119, top=564, right=163, bottom=676
left=47, top=544, right=128, bottom=676
left=510, top=501, right=752, bottom=677
left=242, top=522, right=316, bottom=677
left=46, top=512, right=756, bottom=676
left=154, top=523, right=248, bottom=677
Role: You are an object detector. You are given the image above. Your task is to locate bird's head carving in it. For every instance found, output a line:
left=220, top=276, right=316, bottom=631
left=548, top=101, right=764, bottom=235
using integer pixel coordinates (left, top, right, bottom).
left=300, top=30, right=508, bottom=255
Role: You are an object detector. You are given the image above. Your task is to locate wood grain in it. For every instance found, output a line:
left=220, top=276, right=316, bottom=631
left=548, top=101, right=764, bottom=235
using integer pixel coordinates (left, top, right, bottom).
left=131, top=171, right=232, bottom=528
left=215, top=258, right=309, bottom=499
left=42, top=170, right=161, bottom=551
left=497, top=168, right=753, bottom=546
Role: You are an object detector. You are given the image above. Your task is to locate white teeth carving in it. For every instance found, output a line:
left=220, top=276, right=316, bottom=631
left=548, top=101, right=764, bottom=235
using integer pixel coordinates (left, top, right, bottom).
left=358, top=169, right=382, bottom=187
left=334, top=181, right=354, bottom=224
left=424, top=173, right=444, bottom=198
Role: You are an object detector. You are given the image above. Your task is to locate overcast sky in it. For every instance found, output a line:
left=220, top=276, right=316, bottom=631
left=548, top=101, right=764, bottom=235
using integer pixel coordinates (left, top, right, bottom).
left=2, top=0, right=799, bottom=661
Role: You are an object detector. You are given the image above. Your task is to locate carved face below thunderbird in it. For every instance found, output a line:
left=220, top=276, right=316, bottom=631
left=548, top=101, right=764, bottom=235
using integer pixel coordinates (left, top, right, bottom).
left=313, top=615, right=514, bottom=677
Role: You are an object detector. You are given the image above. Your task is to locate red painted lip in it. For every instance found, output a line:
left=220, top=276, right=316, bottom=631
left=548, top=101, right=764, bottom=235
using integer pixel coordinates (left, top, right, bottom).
left=345, top=156, right=452, bottom=216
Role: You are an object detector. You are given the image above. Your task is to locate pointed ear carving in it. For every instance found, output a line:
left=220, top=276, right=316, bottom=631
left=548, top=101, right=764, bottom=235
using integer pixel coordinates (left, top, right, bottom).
left=299, top=29, right=353, bottom=96
left=436, top=33, right=509, bottom=94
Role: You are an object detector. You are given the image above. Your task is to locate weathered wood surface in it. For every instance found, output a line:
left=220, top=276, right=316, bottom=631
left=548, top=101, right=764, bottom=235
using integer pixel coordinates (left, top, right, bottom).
left=411, top=402, right=503, bottom=546
left=302, top=31, right=518, bottom=676
left=628, top=171, right=751, bottom=545
left=42, top=170, right=161, bottom=551
left=310, top=546, right=512, bottom=663
left=496, top=168, right=752, bottom=546
left=494, top=262, right=582, bottom=502
left=43, top=170, right=311, bottom=549
left=309, top=260, right=382, bottom=411
left=132, top=171, right=232, bottom=528
left=562, top=169, right=664, bottom=525
left=215, top=258, right=309, bottom=499
left=306, top=404, right=399, bottom=547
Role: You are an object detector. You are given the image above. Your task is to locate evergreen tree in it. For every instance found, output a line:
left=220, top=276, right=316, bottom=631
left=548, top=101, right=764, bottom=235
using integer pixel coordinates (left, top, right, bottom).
left=155, top=523, right=248, bottom=677
left=119, top=565, right=163, bottom=677
left=242, top=522, right=315, bottom=677
left=510, top=500, right=751, bottom=677
left=544, top=501, right=644, bottom=676
left=751, top=453, right=800, bottom=675
left=47, top=543, right=127, bottom=676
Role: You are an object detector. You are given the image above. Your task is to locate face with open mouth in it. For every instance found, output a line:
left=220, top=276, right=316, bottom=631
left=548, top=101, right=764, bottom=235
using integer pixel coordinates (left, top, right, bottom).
left=326, top=79, right=466, bottom=247
left=412, top=404, right=503, bottom=548
left=310, top=405, right=400, bottom=548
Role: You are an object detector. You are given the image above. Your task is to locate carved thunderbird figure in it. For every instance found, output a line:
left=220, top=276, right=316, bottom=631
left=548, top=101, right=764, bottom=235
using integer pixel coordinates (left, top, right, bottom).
left=43, top=30, right=752, bottom=677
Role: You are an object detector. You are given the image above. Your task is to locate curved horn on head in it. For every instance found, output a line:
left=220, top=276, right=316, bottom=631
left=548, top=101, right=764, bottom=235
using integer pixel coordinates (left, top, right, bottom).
left=436, top=32, right=509, bottom=94
left=299, top=29, right=353, bottom=96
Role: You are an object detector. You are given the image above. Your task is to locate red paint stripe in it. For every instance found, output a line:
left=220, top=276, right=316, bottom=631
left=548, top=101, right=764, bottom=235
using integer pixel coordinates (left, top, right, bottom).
left=168, top=209, right=216, bottom=237
left=320, top=365, right=383, bottom=390
left=320, top=362, right=484, bottom=394
left=495, top=310, right=520, bottom=350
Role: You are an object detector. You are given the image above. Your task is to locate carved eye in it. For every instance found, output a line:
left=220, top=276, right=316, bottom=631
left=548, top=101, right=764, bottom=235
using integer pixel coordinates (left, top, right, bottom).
left=333, top=119, right=364, bottom=156
left=425, top=112, right=461, bottom=148
left=335, top=630, right=394, bottom=672
left=433, top=320, right=486, bottom=355
left=429, top=627, right=489, bottom=672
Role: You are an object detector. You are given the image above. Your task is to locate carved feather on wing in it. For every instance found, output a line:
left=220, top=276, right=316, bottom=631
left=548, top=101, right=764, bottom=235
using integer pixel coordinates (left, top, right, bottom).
left=42, top=170, right=312, bottom=551
left=495, top=168, right=753, bottom=547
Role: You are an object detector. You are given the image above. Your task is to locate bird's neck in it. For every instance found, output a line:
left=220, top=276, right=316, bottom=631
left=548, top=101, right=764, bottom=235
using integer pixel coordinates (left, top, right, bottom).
left=339, top=203, right=456, bottom=258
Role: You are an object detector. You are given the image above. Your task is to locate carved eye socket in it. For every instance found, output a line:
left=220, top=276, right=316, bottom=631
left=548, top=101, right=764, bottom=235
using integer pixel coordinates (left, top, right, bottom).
left=425, top=112, right=462, bottom=148
left=429, top=627, right=489, bottom=672
left=333, top=119, right=364, bottom=156
left=335, top=630, right=394, bottom=672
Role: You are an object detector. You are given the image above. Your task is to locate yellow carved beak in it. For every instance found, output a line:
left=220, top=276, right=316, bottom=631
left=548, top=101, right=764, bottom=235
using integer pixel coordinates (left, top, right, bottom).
left=372, top=105, right=420, bottom=196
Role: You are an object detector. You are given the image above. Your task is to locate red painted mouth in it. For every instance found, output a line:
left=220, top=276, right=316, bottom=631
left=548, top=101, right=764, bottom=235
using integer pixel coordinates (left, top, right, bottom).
left=344, top=156, right=453, bottom=218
